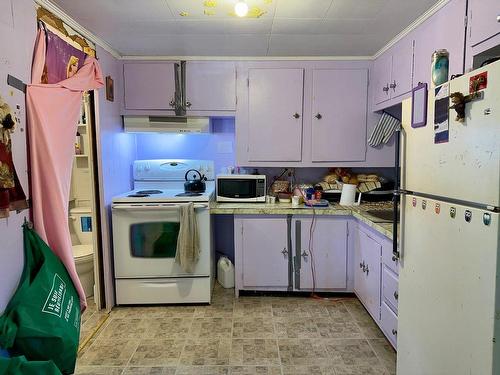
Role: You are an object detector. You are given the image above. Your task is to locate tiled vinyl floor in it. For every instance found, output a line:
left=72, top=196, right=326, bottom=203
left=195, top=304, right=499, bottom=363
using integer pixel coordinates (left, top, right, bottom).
left=75, top=286, right=396, bottom=375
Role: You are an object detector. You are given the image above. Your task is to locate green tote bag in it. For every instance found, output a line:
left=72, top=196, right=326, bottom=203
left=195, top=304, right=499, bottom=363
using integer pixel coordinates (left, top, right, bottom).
left=0, top=224, right=81, bottom=374
left=0, top=355, right=62, bottom=375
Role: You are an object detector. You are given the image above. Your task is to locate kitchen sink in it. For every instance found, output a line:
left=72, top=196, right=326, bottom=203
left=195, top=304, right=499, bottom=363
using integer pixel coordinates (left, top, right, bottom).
left=365, top=209, right=398, bottom=222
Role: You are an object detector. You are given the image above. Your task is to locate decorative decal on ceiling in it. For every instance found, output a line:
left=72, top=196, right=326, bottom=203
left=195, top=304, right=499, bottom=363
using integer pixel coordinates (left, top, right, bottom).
left=203, top=0, right=217, bottom=7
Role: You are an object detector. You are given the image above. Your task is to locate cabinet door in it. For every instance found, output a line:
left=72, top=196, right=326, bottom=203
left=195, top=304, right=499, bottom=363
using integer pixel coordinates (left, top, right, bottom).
left=186, top=62, right=236, bottom=111
left=469, top=0, right=500, bottom=47
left=372, top=53, right=392, bottom=105
left=354, top=227, right=382, bottom=320
left=390, top=38, right=413, bottom=99
left=123, top=63, right=175, bottom=110
left=247, top=69, right=304, bottom=162
left=311, top=69, right=367, bottom=162
left=294, top=217, right=347, bottom=290
left=241, top=218, right=289, bottom=288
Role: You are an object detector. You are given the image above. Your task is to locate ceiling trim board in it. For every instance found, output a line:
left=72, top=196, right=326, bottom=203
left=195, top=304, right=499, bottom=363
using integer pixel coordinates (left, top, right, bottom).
left=372, top=0, right=450, bottom=59
left=33, top=0, right=121, bottom=59
left=120, top=55, right=374, bottom=61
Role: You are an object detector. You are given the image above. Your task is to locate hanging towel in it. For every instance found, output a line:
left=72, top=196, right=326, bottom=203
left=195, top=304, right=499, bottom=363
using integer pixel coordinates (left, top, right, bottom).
left=175, top=203, right=200, bottom=273
left=368, top=112, right=401, bottom=147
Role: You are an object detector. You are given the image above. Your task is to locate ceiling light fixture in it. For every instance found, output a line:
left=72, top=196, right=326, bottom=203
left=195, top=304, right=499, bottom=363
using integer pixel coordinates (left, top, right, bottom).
left=234, top=0, right=249, bottom=17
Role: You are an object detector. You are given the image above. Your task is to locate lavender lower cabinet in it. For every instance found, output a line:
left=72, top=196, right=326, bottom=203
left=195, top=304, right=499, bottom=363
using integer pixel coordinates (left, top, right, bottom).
left=353, top=226, right=382, bottom=320
left=292, top=217, right=348, bottom=290
left=234, top=216, right=290, bottom=291
left=381, top=301, right=398, bottom=348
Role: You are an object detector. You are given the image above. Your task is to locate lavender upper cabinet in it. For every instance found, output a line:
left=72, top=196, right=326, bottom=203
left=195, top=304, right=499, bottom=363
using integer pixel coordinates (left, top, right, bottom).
left=123, top=62, right=175, bottom=110
left=311, top=69, right=367, bottom=162
left=412, top=0, right=467, bottom=88
left=236, top=216, right=289, bottom=289
left=468, top=0, right=500, bottom=47
left=353, top=225, right=382, bottom=320
left=293, top=217, right=348, bottom=290
left=186, top=62, right=236, bottom=112
left=247, top=68, right=304, bottom=162
left=372, top=37, right=414, bottom=109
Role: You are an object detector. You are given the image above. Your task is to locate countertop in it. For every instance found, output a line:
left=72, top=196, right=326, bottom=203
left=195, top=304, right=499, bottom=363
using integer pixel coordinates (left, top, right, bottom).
left=210, top=201, right=396, bottom=240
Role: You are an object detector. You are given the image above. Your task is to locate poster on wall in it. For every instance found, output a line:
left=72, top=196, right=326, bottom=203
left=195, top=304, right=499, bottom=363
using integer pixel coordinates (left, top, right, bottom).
left=434, top=83, right=449, bottom=144
left=44, top=28, right=86, bottom=84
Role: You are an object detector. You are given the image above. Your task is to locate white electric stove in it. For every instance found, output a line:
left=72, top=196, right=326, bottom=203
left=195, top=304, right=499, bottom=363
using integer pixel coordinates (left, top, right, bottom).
left=111, top=159, right=215, bottom=305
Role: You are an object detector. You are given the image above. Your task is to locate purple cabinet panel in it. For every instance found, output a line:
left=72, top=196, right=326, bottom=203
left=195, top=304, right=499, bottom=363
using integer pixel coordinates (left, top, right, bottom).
left=311, top=69, right=367, bottom=162
left=123, top=62, right=175, bottom=110
left=381, top=301, right=398, bottom=348
left=382, top=266, right=399, bottom=313
left=186, top=62, right=236, bottom=111
left=293, top=217, right=347, bottom=290
left=240, top=217, right=289, bottom=288
left=373, top=53, right=392, bottom=105
left=412, top=0, right=466, bottom=88
left=390, top=37, right=414, bottom=99
left=353, top=226, right=382, bottom=321
left=247, top=68, right=304, bottom=162
left=468, top=0, right=500, bottom=47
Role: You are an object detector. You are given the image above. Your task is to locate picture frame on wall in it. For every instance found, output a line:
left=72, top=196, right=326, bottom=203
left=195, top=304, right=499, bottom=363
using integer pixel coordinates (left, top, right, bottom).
left=105, top=76, right=114, bottom=102
left=411, top=82, right=428, bottom=128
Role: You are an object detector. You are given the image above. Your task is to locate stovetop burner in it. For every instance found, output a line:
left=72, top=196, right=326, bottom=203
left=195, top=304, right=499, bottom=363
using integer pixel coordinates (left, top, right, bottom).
left=175, top=192, right=203, bottom=197
left=136, top=190, right=163, bottom=195
left=128, top=193, right=149, bottom=197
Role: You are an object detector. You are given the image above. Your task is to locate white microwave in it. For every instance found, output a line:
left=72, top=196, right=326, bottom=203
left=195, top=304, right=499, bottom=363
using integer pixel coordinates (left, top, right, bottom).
left=216, top=174, right=266, bottom=202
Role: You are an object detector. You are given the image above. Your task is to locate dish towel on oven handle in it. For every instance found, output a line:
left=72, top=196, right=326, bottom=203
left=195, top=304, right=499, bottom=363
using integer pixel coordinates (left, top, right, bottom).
left=175, top=202, right=200, bottom=273
left=368, top=112, right=401, bottom=147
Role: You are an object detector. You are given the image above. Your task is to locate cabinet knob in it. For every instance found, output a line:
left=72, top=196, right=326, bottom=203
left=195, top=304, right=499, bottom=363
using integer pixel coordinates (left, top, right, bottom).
left=389, top=80, right=397, bottom=90
left=169, top=99, right=175, bottom=108
left=293, top=113, right=300, bottom=119
left=186, top=101, right=192, bottom=108
left=394, top=291, right=399, bottom=300
left=281, top=247, right=288, bottom=256
left=382, top=85, right=389, bottom=93
left=392, top=329, right=398, bottom=336
left=315, top=113, right=322, bottom=120
left=301, top=251, right=309, bottom=258
left=497, top=15, right=500, bottom=22
left=359, top=262, right=364, bottom=269
left=392, top=255, right=398, bottom=262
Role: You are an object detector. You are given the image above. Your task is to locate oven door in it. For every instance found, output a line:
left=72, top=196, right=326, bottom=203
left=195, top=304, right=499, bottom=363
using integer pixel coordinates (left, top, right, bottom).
left=112, top=203, right=210, bottom=278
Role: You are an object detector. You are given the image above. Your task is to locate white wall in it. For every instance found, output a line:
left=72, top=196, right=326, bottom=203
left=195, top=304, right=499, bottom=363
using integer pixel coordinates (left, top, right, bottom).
left=94, top=45, right=137, bottom=309
left=0, top=0, right=36, bottom=313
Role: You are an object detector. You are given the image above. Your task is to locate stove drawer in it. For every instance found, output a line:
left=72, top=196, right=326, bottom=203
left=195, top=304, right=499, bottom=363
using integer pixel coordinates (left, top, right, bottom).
left=115, top=277, right=211, bottom=304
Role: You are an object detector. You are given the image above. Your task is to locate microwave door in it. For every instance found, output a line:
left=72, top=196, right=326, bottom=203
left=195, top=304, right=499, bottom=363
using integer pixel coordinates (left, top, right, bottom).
left=218, top=179, right=258, bottom=199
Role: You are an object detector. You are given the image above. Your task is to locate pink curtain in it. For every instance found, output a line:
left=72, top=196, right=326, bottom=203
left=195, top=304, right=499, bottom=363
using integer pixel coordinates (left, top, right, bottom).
left=27, top=28, right=104, bottom=311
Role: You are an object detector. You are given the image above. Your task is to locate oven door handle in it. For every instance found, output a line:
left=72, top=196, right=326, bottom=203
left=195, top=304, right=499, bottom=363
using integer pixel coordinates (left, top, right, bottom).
left=112, top=203, right=209, bottom=210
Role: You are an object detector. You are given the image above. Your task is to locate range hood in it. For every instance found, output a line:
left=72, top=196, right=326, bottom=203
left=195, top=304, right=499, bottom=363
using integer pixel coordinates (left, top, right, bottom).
left=123, top=61, right=210, bottom=133
left=123, top=115, right=210, bottom=133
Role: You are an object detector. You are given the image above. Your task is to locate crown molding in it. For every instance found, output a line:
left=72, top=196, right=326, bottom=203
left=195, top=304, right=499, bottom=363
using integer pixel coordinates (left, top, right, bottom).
left=119, top=55, right=374, bottom=61
left=373, top=0, right=450, bottom=59
left=34, top=0, right=121, bottom=59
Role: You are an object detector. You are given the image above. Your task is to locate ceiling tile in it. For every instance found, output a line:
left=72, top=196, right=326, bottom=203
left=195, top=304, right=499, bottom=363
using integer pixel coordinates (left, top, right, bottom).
left=326, top=0, right=386, bottom=19
left=271, top=19, right=327, bottom=34
left=275, top=0, right=333, bottom=18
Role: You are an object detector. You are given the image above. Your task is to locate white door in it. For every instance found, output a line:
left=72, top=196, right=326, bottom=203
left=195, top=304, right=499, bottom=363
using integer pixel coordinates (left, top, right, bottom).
left=401, top=61, right=500, bottom=206
left=112, top=204, right=210, bottom=278
left=397, top=195, right=500, bottom=374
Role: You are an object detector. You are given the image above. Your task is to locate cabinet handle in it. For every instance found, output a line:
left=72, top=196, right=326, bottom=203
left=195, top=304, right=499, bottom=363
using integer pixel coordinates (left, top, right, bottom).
left=169, top=99, right=175, bottom=108
left=497, top=15, right=500, bottom=22
left=293, top=113, right=300, bottom=119
left=359, top=261, right=364, bottom=269
left=365, top=265, right=369, bottom=275
left=382, top=85, right=389, bottom=93
left=281, top=247, right=288, bottom=256
left=186, top=101, right=192, bottom=108
left=315, top=113, right=322, bottom=120
left=392, top=329, right=398, bottom=336
left=394, top=291, right=399, bottom=300
left=389, top=80, right=397, bottom=91
left=392, top=255, right=398, bottom=262
left=301, top=251, right=309, bottom=258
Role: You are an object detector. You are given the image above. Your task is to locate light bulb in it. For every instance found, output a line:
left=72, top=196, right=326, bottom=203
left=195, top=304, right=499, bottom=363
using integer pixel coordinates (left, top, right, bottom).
left=234, top=1, right=249, bottom=17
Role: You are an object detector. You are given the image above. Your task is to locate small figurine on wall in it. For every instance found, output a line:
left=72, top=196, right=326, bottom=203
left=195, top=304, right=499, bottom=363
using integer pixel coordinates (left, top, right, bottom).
left=449, top=91, right=466, bottom=122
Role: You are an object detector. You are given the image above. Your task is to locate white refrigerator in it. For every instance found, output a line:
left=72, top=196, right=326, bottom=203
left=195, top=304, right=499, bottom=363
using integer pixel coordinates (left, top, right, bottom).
left=397, top=60, right=500, bottom=374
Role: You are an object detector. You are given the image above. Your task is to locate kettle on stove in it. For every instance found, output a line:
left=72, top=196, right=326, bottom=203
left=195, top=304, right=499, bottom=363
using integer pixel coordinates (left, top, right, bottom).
left=184, top=169, right=206, bottom=193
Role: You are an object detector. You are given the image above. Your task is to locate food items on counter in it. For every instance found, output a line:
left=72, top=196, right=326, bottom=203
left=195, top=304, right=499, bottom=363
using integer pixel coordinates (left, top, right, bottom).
left=278, top=192, right=292, bottom=203
left=271, top=180, right=289, bottom=194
